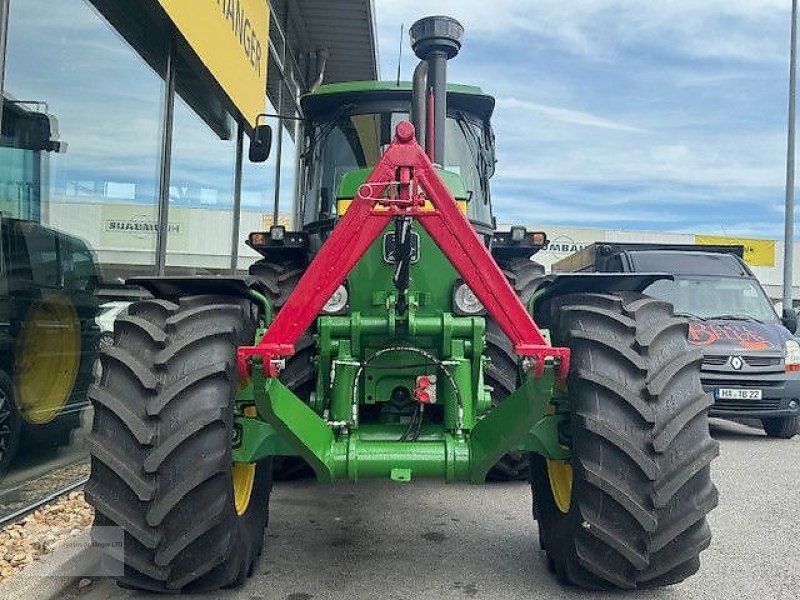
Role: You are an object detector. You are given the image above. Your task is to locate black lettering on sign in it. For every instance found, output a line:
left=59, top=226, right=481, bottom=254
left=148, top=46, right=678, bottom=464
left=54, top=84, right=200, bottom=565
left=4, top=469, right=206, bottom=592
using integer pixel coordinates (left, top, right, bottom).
left=213, top=0, right=262, bottom=77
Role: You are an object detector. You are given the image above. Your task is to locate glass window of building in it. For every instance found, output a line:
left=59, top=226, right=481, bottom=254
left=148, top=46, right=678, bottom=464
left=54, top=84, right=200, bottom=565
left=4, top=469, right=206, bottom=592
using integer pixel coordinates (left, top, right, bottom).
left=165, top=96, right=236, bottom=274
left=0, top=0, right=164, bottom=510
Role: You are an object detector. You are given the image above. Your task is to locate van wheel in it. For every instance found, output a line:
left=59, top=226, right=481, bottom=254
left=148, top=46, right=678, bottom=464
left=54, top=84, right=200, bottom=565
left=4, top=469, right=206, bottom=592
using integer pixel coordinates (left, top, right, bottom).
left=762, top=415, right=798, bottom=439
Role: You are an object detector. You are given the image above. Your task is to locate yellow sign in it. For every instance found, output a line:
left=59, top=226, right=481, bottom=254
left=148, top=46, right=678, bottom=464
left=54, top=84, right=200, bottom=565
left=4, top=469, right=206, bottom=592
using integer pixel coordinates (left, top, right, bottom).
left=157, top=0, right=269, bottom=127
left=695, top=235, right=776, bottom=267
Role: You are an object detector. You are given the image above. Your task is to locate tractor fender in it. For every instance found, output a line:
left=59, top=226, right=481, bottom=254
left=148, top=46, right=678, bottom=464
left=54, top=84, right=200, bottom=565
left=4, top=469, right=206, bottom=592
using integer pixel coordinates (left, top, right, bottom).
left=529, top=272, right=672, bottom=307
left=128, top=276, right=272, bottom=304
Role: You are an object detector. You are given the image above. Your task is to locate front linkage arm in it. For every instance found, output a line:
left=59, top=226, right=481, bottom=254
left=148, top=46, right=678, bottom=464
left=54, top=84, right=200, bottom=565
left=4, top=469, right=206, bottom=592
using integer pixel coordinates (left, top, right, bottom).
left=236, top=120, right=570, bottom=381
left=234, top=121, right=571, bottom=482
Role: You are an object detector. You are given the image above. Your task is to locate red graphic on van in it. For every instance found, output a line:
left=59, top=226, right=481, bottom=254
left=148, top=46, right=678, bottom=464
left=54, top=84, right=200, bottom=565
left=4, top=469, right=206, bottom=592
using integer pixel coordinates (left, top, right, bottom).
left=688, top=322, right=772, bottom=350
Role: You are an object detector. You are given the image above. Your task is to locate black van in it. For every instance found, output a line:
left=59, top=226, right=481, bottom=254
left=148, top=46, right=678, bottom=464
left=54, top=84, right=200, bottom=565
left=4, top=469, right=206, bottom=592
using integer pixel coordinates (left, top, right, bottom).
left=553, top=243, right=799, bottom=439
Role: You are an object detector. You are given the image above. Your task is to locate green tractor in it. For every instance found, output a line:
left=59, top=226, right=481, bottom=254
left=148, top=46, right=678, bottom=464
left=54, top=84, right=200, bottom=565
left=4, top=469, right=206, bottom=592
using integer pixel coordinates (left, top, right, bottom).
left=86, top=16, right=718, bottom=593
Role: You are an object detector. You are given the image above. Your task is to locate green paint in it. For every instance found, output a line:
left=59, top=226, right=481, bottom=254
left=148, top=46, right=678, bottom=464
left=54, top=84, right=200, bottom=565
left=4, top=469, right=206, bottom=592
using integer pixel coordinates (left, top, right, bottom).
left=248, top=289, right=272, bottom=324
left=519, top=414, right=570, bottom=460
left=391, top=467, right=413, bottom=482
left=233, top=418, right=296, bottom=462
left=468, top=368, right=557, bottom=483
left=255, top=375, right=336, bottom=482
left=239, top=355, right=565, bottom=482
left=346, top=225, right=459, bottom=318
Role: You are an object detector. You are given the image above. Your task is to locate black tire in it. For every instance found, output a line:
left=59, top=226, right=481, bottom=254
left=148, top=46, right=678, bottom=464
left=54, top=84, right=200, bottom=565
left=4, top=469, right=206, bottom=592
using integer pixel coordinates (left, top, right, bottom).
left=484, top=257, right=545, bottom=481
left=20, top=410, right=81, bottom=450
left=248, top=259, right=305, bottom=309
left=0, top=370, right=22, bottom=477
left=762, top=415, right=798, bottom=439
left=249, top=259, right=315, bottom=480
left=531, top=292, right=718, bottom=589
left=85, top=295, right=272, bottom=592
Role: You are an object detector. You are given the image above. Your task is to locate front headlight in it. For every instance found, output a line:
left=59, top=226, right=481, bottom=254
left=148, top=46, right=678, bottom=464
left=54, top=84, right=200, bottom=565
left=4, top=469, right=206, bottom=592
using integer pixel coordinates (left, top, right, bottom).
left=785, top=340, right=800, bottom=371
left=322, top=284, right=349, bottom=315
left=453, top=281, right=486, bottom=315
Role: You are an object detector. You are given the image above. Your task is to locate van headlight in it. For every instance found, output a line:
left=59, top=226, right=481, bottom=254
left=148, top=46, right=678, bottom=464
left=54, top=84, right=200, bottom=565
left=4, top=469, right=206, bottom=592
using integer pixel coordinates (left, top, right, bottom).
left=453, top=281, right=486, bottom=315
left=785, top=340, right=800, bottom=372
left=322, top=284, right=349, bottom=315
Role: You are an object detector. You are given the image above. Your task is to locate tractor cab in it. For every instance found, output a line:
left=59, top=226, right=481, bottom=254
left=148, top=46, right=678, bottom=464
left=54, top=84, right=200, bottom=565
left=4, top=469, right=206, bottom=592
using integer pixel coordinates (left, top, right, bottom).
left=297, top=82, right=496, bottom=235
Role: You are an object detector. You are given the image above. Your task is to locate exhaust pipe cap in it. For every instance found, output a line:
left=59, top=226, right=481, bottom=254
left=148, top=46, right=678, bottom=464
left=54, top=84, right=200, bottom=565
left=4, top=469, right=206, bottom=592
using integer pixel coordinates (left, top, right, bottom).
left=410, top=16, right=464, bottom=61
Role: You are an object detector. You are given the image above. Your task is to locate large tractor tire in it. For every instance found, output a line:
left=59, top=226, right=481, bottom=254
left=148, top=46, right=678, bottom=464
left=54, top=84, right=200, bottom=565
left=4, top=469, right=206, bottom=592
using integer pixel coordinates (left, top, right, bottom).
left=249, top=259, right=315, bottom=480
left=531, top=292, right=718, bottom=589
left=762, top=415, right=798, bottom=439
left=0, top=370, right=22, bottom=477
left=484, top=256, right=544, bottom=481
left=85, top=295, right=272, bottom=592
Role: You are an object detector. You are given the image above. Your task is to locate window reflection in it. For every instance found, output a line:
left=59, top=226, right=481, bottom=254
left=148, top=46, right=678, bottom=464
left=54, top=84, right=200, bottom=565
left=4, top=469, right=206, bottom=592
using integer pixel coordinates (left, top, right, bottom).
left=0, top=0, right=163, bottom=508
left=165, top=96, right=236, bottom=274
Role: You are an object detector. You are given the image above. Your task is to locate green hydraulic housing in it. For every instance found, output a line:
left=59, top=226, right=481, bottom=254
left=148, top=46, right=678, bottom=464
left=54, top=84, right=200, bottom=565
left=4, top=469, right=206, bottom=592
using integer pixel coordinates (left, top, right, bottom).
left=233, top=170, right=570, bottom=483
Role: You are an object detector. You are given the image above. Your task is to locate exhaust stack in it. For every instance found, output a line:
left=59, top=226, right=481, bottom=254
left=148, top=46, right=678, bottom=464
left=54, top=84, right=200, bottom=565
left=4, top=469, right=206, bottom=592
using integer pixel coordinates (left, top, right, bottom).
left=409, top=16, right=464, bottom=165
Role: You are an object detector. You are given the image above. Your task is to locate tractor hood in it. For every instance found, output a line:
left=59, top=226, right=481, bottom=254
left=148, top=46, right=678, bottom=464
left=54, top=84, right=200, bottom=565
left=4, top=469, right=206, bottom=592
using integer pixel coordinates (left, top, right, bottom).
left=687, top=319, right=792, bottom=353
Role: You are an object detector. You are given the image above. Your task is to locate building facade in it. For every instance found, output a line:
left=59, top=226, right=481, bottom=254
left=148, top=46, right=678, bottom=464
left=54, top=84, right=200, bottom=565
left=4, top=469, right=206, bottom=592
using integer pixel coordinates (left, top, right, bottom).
left=0, top=0, right=377, bottom=508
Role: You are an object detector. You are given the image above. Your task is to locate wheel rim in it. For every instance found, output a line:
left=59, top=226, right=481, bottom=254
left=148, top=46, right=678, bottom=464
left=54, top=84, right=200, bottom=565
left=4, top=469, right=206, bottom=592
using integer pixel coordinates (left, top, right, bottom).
left=547, top=459, right=573, bottom=514
left=14, top=294, right=80, bottom=425
left=232, top=462, right=256, bottom=515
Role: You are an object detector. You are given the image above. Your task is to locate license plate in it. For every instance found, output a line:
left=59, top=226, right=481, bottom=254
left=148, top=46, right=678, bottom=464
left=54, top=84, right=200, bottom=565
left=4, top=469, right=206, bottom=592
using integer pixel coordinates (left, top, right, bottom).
left=715, top=388, right=763, bottom=400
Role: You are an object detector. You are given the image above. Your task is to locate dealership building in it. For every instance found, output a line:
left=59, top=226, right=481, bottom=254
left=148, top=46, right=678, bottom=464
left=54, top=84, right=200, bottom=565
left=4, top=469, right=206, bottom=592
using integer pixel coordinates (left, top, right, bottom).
left=0, top=0, right=377, bottom=280
left=0, top=0, right=377, bottom=502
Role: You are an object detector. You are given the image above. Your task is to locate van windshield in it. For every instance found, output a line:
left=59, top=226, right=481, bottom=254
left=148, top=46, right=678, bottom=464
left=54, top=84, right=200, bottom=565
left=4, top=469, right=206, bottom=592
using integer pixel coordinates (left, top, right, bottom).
left=643, top=276, right=780, bottom=323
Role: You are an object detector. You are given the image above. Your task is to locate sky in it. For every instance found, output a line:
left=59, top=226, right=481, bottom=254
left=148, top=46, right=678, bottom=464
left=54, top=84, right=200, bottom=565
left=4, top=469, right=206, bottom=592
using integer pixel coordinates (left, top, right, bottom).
left=373, top=0, right=796, bottom=238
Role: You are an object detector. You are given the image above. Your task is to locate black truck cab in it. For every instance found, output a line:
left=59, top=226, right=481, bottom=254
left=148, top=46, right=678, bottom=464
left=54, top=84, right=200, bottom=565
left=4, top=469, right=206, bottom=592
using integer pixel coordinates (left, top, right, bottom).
left=553, top=243, right=799, bottom=439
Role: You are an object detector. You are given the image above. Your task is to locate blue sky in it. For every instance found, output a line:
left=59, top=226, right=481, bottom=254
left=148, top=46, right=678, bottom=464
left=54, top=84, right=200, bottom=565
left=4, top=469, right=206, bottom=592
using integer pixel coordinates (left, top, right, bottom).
left=374, top=1, right=795, bottom=238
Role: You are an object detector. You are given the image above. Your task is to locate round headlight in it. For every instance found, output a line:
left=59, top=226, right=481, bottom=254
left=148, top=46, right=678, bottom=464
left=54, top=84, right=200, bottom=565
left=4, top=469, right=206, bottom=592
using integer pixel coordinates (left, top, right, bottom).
left=453, top=282, right=485, bottom=315
left=323, top=284, right=349, bottom=314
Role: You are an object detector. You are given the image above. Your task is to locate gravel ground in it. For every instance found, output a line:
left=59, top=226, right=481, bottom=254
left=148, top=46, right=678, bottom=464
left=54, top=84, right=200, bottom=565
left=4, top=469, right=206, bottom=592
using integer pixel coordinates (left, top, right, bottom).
left=0, top=491, right=92, bottom=584
left=0, top=461, right=90, bottom=523
left=63, top=418, right=800, bottom=600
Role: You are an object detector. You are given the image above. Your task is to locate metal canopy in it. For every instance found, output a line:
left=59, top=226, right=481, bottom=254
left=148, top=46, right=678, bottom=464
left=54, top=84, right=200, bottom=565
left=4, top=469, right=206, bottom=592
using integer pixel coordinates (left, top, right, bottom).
left=270, top=0, right=378, bottom=95
left=295, top=0, right=378, bottom=83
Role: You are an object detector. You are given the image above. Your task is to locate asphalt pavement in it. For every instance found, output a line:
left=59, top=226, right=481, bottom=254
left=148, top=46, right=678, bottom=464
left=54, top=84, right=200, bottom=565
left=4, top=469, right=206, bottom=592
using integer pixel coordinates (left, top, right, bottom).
left=70, top=418, right=800, bottom=600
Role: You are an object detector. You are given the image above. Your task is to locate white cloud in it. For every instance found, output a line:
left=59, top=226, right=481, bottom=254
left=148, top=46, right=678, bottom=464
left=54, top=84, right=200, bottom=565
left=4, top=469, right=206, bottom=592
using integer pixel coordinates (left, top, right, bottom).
left=498, top=97, right=647, bottom=132
left=375, top=0, right=790, bottom=62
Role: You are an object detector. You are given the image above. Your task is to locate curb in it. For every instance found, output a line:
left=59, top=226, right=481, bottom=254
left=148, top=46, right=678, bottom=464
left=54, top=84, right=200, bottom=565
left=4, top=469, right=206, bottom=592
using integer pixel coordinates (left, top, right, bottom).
left=1, top=531, right=101, bottom=600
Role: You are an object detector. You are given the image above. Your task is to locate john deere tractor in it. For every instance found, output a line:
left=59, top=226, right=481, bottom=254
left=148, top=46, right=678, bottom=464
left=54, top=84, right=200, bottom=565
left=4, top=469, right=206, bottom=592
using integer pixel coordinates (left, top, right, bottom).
left=86, top=16, right=718, bottom=593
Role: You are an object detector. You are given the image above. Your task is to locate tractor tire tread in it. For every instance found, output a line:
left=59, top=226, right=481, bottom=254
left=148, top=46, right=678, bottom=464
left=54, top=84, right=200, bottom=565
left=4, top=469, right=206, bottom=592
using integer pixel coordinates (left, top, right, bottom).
left=531, top=292, right=717, bottom=590
left=87, top=294, right=271, bottom=592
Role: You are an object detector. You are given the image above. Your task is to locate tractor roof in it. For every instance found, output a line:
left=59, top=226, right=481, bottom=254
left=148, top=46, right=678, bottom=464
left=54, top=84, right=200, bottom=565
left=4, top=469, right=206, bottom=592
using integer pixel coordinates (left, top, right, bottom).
left=301, top=80, right=495, bottom=121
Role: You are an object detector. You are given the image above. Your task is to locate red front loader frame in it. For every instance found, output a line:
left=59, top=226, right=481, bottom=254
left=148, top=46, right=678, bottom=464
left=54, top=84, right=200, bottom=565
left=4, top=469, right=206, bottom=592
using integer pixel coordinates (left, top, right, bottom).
left=237, top=121, right=570, bottom=380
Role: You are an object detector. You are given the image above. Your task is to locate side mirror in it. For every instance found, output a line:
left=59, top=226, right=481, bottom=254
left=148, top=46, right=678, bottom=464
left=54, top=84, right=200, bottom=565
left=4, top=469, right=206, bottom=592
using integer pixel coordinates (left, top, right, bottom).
left=249, top=123, right=273, bottom=163
left=782, top=307, right=798, bottom=334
